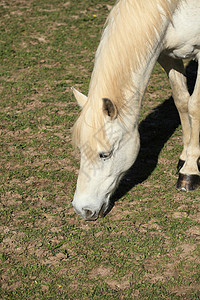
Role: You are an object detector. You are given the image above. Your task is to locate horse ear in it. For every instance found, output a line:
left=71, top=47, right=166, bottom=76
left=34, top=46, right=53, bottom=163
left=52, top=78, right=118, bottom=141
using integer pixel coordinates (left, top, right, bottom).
left=72, top=87, right=87, bottom=108
left=102, top=98, right=117, bottom=119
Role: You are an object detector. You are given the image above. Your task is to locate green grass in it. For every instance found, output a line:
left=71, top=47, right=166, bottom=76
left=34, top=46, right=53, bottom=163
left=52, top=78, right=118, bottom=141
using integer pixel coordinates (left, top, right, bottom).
left=0, top=0, right=200, bottom=299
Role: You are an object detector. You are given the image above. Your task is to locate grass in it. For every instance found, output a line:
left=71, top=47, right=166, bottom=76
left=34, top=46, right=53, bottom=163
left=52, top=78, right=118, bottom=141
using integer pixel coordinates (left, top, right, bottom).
left=0, top=0, right=200, bottom=299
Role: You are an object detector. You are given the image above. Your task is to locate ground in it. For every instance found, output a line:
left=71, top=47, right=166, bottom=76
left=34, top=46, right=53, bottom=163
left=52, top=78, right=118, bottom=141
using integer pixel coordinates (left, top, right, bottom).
left=0, top=0, right=200, bottom=299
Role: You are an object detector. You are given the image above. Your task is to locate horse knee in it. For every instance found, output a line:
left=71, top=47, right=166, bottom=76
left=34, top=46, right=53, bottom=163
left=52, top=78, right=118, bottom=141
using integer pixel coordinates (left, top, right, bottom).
left=188, top=95, right=200, bottom=119
left=174, top=96, right=189, bottom=113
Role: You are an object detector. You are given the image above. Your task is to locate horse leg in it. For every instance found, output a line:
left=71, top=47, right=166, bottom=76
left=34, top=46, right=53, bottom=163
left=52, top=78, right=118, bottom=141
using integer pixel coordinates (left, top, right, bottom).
left=158, top=54, right=200, bottom=190
left=178, top=57, right=200, bottom=190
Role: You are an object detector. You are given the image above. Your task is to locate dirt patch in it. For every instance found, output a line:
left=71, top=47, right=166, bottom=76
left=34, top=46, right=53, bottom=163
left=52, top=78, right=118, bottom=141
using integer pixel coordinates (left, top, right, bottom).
left=90, top=265, right=111, bottom=278
left=90, top=266, right=130, bottom=291
left=105, top=277, right=130, bottom=290
left=186, top=226, right=200, bottom=239
left=171, top=284, right=200, bottom=297
left=172, top=211, right=188, bottom=219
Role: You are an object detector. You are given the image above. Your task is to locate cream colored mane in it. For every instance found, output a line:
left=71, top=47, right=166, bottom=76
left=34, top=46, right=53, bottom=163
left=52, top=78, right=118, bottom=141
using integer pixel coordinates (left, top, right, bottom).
left=72, top=0, right=180, bottom=157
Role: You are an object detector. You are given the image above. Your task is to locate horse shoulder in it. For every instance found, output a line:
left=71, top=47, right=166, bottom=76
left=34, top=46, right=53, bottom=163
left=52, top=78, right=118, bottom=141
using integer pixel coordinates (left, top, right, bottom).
left=163, top=1, right=200, bottom=59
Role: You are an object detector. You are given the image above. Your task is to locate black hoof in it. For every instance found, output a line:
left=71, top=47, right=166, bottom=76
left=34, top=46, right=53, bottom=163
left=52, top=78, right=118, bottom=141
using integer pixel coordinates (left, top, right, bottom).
left=177, top=173, right=200, bottom=191
left=198, top=158, right=200, bottom=172
left=176, top=159, right=185, bottom=174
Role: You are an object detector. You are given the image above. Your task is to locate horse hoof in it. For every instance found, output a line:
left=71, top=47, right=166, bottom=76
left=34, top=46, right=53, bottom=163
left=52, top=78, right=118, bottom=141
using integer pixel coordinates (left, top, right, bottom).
left=176, top=173, right=200, bottom=191
left=176, top=159, right=185, bottom=174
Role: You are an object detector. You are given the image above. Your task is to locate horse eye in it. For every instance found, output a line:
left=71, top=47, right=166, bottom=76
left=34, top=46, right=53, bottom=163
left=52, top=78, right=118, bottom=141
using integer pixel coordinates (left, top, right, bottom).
left=99, top=152, right=112, bottom=160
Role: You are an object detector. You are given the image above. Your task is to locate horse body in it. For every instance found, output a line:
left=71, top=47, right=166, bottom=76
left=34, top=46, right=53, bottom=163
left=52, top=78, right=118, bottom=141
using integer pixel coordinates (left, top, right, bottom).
left=164, top=0, right=200, bottom=60
left=72, top=0, right=200, bottom=220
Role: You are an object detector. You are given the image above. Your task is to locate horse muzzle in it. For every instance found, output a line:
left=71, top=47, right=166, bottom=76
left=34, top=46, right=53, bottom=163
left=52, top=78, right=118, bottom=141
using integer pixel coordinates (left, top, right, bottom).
left=72, top=194, right=108, bottom=220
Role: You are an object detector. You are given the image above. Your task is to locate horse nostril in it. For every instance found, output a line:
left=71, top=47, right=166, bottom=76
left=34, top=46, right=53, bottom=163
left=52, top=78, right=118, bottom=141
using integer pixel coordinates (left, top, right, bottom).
left=82, top=208, right=96, bottom=219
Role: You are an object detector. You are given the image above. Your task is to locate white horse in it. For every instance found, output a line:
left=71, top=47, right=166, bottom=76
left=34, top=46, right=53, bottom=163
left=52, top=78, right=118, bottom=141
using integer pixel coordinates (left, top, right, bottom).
left=72, top=0, right=200, bottom=220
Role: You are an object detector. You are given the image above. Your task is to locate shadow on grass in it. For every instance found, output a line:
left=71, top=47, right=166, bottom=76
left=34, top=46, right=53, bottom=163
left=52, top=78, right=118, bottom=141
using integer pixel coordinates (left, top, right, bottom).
left=107, top=60, right=198, bottom=215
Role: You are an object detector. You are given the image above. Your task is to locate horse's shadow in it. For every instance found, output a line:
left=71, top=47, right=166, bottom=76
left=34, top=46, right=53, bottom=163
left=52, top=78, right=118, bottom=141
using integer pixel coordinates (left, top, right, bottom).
left=107, top=60, right=198, bottom=214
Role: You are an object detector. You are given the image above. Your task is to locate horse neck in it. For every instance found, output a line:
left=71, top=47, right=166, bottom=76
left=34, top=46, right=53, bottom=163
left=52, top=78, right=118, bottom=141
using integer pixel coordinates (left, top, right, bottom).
left=89, top=38, right=165, bottom=129
left=131, top=43, right=163, bottom=109
left=87, top=0, right=176, bottom=125
left=121, top=45, right=164, bottom=129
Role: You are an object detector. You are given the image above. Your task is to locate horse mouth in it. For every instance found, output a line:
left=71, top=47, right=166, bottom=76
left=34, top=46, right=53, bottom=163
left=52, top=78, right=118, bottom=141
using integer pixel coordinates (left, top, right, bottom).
left=99, top=203, right=107, bottom=218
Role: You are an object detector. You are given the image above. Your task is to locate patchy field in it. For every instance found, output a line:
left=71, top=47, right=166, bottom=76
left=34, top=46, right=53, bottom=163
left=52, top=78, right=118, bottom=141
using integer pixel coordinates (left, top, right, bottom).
left=0, top=0, right=200, bottom=299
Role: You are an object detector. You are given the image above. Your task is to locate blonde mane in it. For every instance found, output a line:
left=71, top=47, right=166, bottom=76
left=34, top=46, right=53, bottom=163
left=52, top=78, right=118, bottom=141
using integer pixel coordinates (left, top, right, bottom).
left=72, top=0, right=180, bottom=157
